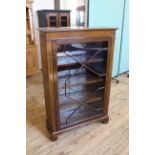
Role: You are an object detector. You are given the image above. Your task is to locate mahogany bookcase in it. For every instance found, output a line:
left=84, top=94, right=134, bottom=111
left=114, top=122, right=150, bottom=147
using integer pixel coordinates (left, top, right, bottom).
left=39, top=27, right=117, bottom=141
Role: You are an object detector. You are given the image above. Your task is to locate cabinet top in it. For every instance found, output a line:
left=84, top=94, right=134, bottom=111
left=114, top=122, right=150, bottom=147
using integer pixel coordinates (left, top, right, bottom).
left=38, top=27, right=118, bottom=33
left=37, top=10, right=71, bottom=13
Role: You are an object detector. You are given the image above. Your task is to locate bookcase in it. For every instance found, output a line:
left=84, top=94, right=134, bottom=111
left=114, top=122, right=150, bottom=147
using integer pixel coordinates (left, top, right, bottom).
left=26, top=1, right=38, bottom=76
left=39, top=27, right=117, bottom=141
left=37, top=10, right=70, bottom=28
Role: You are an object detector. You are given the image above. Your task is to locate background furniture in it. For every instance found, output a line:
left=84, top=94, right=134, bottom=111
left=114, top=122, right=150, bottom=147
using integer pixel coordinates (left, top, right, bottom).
left=39, top=27, right=117, bottom=140
left=37, top=10, right=71, bottom=27
left=26, top=1, right=38, bottom=76
left=89, top=0, right=129, bottom=77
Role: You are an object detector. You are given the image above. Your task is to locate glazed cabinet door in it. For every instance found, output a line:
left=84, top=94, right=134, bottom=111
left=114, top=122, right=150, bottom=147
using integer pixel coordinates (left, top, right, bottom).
left=58, top=13, right=70, bottom=27
left=46, top=13, right=58, bottom=27
left=52, top=37, right=111, bottom=129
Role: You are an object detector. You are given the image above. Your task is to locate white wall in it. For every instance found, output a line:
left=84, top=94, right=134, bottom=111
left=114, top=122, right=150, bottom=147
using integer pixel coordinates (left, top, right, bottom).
left=32, top=0, right=54, bottom=68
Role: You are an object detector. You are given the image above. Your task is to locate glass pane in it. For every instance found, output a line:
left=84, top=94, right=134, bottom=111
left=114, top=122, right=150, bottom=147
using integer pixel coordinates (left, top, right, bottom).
left=50, top=16, right=56, bottom=21
left=61, top=16, right=67, bottom=20
left=50, top=21, right=56, bottom=27
left=56, top=41, right=108, bottom=129
left=61, top=21, right=67, bottom=27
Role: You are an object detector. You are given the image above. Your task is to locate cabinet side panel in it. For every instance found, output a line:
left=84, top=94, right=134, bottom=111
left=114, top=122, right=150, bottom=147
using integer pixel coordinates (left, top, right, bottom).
left=38, top=13, right=47, bottom=27
left=40, top=32, right=53, bottom=130
left=40, top=32, right=51, bottom=121
left=46, top=41, right=58, bottom=132
left=103, top=34, right=116, bottom=115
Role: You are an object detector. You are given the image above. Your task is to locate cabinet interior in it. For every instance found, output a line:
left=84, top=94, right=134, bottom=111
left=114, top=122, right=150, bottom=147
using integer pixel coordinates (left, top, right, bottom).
left=56, top=40, right=109, bottom=129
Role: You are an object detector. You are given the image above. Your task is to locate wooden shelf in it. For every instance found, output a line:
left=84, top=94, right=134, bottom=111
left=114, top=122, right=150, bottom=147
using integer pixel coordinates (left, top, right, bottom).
left=58, top=45, right=108, bottom=53
left=27, top=43, right=35, bottom=47
left=57, top=55, right=105, bottom=68
left=26, top=30, right=31, bottom=35
left=58, top=72, right=105, bottom=89
left=59, top=91, right=103, bottom=128
left=59, top=91, right=103, bottom=108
